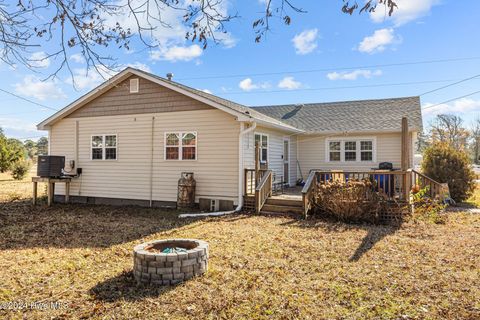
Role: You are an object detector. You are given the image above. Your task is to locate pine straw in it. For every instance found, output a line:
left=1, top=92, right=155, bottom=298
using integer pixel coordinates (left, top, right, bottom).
left=0, top=177, right=479, bottom=319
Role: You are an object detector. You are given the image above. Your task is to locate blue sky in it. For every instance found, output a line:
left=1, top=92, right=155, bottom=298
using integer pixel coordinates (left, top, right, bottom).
left=1, top=0, right=480, bottom=140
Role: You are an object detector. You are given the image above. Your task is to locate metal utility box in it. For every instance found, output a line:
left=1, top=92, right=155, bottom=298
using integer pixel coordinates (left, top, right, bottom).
left=37, top=156, right=65, bottom=178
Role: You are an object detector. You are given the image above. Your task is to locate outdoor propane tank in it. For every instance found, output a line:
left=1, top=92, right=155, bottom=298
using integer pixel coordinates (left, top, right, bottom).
left=177, top=172, right=196, bottom=208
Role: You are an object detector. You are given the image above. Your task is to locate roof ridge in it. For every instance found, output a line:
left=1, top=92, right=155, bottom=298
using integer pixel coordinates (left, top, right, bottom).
left=252, top=96, right=420, bottom=109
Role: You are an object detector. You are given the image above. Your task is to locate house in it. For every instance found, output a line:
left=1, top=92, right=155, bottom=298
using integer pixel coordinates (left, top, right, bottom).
left=37, top=67, right=422, bottom=211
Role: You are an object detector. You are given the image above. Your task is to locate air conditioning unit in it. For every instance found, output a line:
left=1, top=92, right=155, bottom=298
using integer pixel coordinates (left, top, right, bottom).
left=37, top=155, right=65, bottom=178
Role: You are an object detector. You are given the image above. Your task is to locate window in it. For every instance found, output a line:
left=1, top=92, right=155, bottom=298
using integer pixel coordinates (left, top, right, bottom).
left=255, top=133, right=268, bottom=163
left=329, top=141, right=341, bottom=162
left=130, top=78, right=139, bottom=93
left=344, top=141, right=357, bottom=161
left=326, top=138, right=375, bottom=162
left=165, top=132, right=197, bottom=160
left=361, top=141, right=373, bottom=161
left=91, top=135, right=117, bottom=160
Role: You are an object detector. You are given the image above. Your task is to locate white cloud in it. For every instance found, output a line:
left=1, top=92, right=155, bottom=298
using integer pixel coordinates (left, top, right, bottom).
left=201, top=89, right=212, bottom=94
left=70, top=53, right=85, bottom=64
left=0, top=117, right=37, bottom=133
left=103, top=0, right=235, bottom=63
left=66, top=66, right=115, bottom=90
left=29, top=52, right=50, bottom=68
left=292, top=29, right=319, bottom=55
left=370, top=0, right=440, bottom=26
left=14, top=75, right=66, bottom=101
left=423, top=98, right=480, bottom=117
left=150, top=45, right=203, bottom=62
left=327, top=69, right=383, bottom=81
left=357, top=28, right=400, bottom=54
left=278, top=77, right=302, bottom=90
left=125, top=62, right=151, bottom=73
left=238, top=78, right=270, bottom=91
left=66, top=62, right=150, bottom=90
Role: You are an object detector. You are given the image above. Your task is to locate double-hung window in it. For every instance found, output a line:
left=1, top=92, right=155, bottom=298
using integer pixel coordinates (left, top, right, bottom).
left=254, top=133, right=268, bottom=163
left=165, top=132, right=197, bottom=160
left=91, top=134, right=117, bottom=160
left=327, top=138, right=375, bottom=162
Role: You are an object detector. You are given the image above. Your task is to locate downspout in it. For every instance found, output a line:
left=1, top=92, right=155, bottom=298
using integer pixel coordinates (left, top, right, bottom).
left=179, top=121, right=257, bottom=218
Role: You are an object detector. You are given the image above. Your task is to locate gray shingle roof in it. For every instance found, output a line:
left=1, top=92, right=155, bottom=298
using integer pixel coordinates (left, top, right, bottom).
left=252, top=96, right=423, bottom=133
left=146, top=71, right=301, bottom=131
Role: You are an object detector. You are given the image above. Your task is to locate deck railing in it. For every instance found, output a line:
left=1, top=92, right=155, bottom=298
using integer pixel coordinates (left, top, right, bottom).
left=301, top=171, right=318, bottom=218
left=410, top=169, right=450, bottom=200
left=255, top=170, right=272, bottom=214
left=301, top=169, right=428, bottom=217
left=244, top=169, right=268, bottom=196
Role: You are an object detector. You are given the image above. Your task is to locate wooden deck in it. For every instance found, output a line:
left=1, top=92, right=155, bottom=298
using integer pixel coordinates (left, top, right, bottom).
left=271, top=186, right=302, bottom=201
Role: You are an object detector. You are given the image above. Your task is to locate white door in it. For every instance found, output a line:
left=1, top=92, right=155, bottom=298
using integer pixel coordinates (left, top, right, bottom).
left=283, top=138, right=290, bottom=185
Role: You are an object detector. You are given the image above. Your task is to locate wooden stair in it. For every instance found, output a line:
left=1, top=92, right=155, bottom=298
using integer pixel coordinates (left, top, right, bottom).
left=260, top=197, right=303, bottom=216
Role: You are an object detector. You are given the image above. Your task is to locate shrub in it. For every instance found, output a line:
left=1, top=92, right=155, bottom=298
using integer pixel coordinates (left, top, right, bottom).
left=411, top=186, right=446, bottom=224
left=313, top=179, right=383, bottom=223
left=11, top=160, right=31, bottom=180
left=422, top=142, right=475, bottom=202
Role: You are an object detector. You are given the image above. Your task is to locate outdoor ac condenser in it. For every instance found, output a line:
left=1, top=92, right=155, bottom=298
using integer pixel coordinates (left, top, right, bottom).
left=37, top=155, right=65, bottom=178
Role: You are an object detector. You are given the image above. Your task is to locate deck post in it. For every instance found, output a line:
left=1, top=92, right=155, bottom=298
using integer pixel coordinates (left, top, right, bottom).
left=401, top=117, right=410, bottom=200
left=32, top=181, right=37, bottom=205
left=255, top=142, right=260, bottom=185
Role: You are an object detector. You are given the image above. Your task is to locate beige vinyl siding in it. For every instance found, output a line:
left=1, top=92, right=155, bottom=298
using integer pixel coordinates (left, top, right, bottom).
left=297, top=132, right=416, bottom=180
left=66, top=76, right=212, bottom=118
left=243, top=126, right=297, bottom=186
left=50, top=109, right=240, bottom=204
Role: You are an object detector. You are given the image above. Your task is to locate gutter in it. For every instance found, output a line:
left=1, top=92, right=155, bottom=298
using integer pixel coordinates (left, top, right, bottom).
left=179, top=121, right=257, bottom=218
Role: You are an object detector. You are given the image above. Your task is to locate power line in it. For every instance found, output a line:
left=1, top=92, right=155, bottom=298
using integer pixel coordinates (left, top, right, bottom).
left=419, top=73, right=480, bottom=96
left=0, top=88, right=58, bottom=111
left=176, top=56, right=480, bottom=81
left=220, top=79, right=458, bottom=95
left=422, top=89, right=480, bottom=110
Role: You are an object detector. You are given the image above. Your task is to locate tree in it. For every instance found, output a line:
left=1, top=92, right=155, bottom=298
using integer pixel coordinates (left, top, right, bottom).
left=416, top=131, right=430, bottom=153
left=24, top=139, right=37, bottom=160
left=422, top=142, right=475, bottom=203
left=0, top=128, right=9, bottom=172
left=429, top=114, right=470, bottom=151
left=0, top=0, right=397, bottom=83
left=36, top=137, right=49, bottom=156
left=471, top=118, right=480, bottom=164
left=0, top=129, right=27, bottom=172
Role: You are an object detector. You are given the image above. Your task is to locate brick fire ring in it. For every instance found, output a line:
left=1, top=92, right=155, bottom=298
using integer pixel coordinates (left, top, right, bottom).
left=133, top=239, right=209, bottom=286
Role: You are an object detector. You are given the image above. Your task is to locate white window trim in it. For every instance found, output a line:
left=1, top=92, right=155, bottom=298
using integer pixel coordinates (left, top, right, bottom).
left=283, top=136, right=291, bottom=186
left=91, top=134, right=118, bottom=161
left=130, top=78, right=139, bottom=93
left=164, top=131, right=198, bottom=161
left=254, top=132, right=269, bottom=164
left=325, top=136, right=377, bottom=163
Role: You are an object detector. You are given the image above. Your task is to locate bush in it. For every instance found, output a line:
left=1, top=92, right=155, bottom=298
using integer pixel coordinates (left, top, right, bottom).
left=411, top=186, right=446, bottom=224
left=11, top=160, right=31, bottom=180
left=313, top=179, right=391, bottom=223
left=422, top=142, right=475, bottom=202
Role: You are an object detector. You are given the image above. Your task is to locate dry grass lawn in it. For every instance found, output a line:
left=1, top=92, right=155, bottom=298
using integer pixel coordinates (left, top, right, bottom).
left=0, top=171, right=479, bottom=319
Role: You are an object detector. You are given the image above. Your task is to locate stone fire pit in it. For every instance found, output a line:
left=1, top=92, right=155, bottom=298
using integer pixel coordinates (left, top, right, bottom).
left=133, top=239, right=208, bottom=286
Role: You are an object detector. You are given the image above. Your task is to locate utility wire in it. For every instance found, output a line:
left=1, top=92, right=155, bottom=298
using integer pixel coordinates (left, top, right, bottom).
left=221, top=79, right=457, bottom=95
left=176, top=56, right=480, bottom=80
left=419, top=73, right=480, bottom=96
left=0, top=88, right=58, bottom=111
left=422, top=89, right=480, bottom=110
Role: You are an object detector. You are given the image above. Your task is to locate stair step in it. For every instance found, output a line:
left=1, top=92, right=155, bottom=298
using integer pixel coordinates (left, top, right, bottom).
left=261, top=204, right=303, bottom=214
left=265, top=198, right=303, bottom=207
